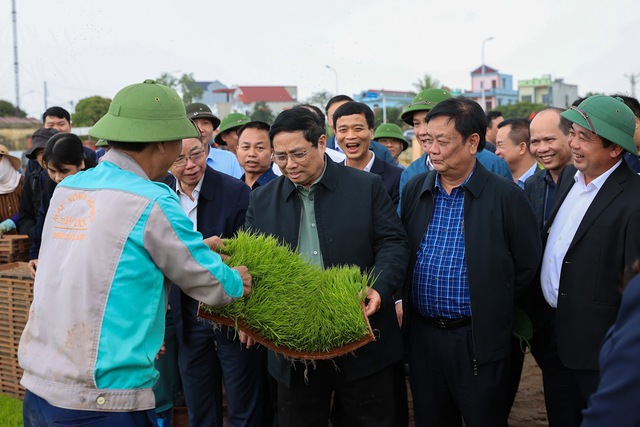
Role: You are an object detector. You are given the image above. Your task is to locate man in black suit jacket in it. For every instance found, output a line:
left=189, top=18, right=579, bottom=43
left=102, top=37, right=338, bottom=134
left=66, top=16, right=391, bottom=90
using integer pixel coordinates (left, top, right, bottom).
left=165, top=137, right=263, bottom=427
left=535, top=95, right=640, bottom=426
left=333, top=101, right=403, bottom=207
left=245, top=108, right=409, bottom=427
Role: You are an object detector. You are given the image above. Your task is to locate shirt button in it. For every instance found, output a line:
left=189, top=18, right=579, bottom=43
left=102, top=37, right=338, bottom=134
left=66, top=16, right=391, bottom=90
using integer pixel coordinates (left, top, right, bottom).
left=313, top=251, right=318, bottom=255
left=311, top=223, right=316, bottom=227
left=96, top=396, right=106, bottom=405
left=309, top=197, right=314, bottom=201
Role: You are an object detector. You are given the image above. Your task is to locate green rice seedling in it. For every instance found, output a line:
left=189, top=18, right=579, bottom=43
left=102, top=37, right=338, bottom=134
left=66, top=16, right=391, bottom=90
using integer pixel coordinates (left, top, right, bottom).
left=200, top=231, right=374, bottom=356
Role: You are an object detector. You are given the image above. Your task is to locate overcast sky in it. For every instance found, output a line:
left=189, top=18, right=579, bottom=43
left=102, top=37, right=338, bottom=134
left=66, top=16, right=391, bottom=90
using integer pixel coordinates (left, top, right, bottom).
left=0, top=0, right=637, bottom=119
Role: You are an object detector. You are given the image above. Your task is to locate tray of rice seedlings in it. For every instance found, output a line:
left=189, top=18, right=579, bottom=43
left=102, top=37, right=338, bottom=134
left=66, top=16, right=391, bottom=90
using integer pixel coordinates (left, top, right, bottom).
left=198, top=231, right=375, bottom=360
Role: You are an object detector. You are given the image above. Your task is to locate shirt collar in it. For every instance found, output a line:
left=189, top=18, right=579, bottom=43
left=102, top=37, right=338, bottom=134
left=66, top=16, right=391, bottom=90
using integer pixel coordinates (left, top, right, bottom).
left=176, top=173, right=205, bottom=199
left=573, top=158, right=622, bottom=190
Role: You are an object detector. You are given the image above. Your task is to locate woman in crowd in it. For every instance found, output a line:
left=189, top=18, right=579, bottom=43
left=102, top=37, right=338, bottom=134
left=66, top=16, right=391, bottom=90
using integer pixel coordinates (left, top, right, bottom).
left=0, top=145, right=24, bottom=235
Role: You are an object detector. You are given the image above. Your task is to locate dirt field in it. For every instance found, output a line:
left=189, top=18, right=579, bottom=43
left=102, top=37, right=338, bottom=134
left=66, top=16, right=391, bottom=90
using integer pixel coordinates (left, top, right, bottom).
left=509, top=353, right=548, bottom=426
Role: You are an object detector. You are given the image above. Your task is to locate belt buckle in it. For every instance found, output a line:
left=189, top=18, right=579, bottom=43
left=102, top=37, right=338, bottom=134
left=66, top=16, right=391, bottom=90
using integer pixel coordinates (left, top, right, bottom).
left=435, top=318, right=447, bottom=329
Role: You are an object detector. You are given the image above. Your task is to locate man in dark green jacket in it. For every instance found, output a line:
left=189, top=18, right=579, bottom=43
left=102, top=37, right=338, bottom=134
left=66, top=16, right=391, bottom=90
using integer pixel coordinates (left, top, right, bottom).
left=245, top=107, right=409, bottom=427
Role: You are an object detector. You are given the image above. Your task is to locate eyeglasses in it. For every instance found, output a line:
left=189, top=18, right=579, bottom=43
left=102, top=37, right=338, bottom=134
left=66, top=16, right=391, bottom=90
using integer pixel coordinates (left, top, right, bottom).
left=569, top=106, right=596, bottom=134
left=173, top=150, right=206, bottom=167
left=272, top=149, right=310, bottom=165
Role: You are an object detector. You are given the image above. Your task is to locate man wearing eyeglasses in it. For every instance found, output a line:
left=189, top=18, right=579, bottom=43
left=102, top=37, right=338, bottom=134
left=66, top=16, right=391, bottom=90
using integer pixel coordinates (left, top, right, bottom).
left=245, top=107, right=409, bottom=427
left=532, top=95, right=640, bottom=426
left=167, top=136, right=263, bottom=427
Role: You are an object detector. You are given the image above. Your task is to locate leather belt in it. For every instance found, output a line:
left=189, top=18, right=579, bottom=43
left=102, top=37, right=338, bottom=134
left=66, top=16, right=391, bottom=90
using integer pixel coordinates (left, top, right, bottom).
left=427, top=316, right=471, bottom=330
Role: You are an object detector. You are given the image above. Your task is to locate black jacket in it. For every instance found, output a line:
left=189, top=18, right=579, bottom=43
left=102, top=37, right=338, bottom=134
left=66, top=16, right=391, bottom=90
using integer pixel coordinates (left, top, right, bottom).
left=246, top=156, right=409, bottom=385
left=400, top=162, right=541, bottom=364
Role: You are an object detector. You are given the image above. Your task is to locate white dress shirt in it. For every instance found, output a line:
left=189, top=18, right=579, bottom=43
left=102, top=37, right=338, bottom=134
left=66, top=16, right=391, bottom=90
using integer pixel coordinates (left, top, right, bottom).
left=176, top=175, right=205, bottom=231
left=541, top=159, right=622, bottom=307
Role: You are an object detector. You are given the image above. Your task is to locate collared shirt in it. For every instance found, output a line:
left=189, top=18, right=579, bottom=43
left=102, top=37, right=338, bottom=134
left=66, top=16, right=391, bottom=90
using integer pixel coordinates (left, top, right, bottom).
left=176, top=175, right=204, bottom=230
left=296, top=161, right=327, bottom=268
left=412, top=170, right=474, bottom=319
left=241, top=166, right=278, bottom=190
left=206, top=147, right=244, bottom=179
left=541, top=159, right=622, bottom=307
left=362, top=151, right=376, bottom=172
left=517, top=162, right=539, bottom=189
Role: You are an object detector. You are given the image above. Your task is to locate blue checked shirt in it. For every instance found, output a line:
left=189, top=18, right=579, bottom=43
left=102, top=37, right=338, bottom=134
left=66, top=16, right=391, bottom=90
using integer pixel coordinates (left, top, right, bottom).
left=411, top=172, right=473, bottom=319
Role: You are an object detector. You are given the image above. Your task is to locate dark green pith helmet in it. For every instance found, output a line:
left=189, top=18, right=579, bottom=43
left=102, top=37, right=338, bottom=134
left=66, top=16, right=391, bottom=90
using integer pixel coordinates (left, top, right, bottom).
left=215, top=113, right=250, bottom=145
left=90, top=79, right=198, bottom=143
left=374, top=123, right=409, bottom=151
left=401, top=88, right=453, bottom=125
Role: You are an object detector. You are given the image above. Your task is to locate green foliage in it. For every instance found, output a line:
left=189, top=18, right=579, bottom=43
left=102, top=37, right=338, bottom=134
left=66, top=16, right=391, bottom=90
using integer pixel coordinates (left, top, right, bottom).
left=202, top=232, right=372, bottom=354
left=155, top=72, right=204, bottom=105
left=494, top=101, right=549, bottom=119
left=411, top=73, right=444, bottom=95
left=71, top=96, right=111, bottom=126
left=373, top=107, right=406, bottom=129
left=0, top=394, right=22, bottom=426
left=250, top=101, right=275, bottom=124
left=0, top=100, right=26, bottom=117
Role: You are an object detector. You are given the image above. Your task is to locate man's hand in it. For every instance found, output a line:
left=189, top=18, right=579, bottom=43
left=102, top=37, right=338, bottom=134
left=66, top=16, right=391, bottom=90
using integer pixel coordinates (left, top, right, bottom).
left=364, top=287, right=382, bottom=317
left=204, top=236, right=230, bottom=260
left=239, top=330, right=256, bottom=348
left=395, top=300, right=403, bottom=328
left=233, top=266, right=252, bottom=297
left=28, top=259, right=38, bottom=280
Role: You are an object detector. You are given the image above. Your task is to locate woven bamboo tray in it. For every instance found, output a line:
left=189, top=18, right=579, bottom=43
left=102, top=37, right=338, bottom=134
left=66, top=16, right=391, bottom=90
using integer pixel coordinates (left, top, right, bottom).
left=0, top=262, right=33, bottom=399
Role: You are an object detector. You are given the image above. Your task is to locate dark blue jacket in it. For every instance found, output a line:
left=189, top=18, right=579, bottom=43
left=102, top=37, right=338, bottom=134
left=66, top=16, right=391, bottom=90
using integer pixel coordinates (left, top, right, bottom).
left=400, top=162, right=541, bottom=364
left=167, top=166, right=250, bottom=342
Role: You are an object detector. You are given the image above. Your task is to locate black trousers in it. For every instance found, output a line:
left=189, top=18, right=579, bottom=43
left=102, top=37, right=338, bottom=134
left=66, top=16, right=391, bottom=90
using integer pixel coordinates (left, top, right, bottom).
left=408, top=315, right=511, bottom=427
left=277, top=361, right=397, bottom=427
left=530, top=312, right=599, bottom=427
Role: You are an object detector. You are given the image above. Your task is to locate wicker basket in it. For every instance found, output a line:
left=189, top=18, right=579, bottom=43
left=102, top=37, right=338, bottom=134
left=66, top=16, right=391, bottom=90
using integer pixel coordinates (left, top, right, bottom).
left=0, top=262, right=33, bottom=399
left=0, top=235, right=31, bottom=264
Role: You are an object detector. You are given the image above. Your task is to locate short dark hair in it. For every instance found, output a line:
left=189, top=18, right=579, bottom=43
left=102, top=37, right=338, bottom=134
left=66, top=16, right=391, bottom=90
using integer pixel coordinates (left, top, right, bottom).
left=572, top=97, right=587, bottom=107
left=612, top=94, right=640, bottom=119
left=107, top=141, right=151, bottom=152
left=486, top=110, right=503, bottom=128
left=497, top=118, right=531, bottom=147
left=43, top=133, right=97, bottom=170
left=537, top=108, right=572, bottom=135
left=237, top=121, right=271, bottom=139
left=332, top=101, right=375, bottom=130
left=325, top=95, right=353, bottom=114
left=42, top=106, right=71, bottom=123
left=427, top=97, right=486, bottom=151
left=295, top=104, right=326, bottom=132
left=269, top=108, right=324, bottom=148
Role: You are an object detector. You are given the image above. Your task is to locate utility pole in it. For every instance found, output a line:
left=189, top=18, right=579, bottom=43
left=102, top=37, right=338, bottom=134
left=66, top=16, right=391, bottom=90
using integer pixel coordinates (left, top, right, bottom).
left=44, top=81, right=48, bottom=109
left=12, top=0, right=20, bottom=116
left=624, top=73, right=640, bottom=98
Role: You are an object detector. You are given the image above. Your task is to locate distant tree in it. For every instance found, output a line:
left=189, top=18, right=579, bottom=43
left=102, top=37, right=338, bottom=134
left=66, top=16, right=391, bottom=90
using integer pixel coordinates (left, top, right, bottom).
left=494, top=101, right=548, bottom=120
left=373, top=107, right=405, bottom=129
left=250, top=101, right=275, bottom=124
left=0, top=100, right=26, bottom=117
left=412, top=73, right=444, bottom=95
left=156, top=72, right=204, bottom=105
left=305, top=91, right=333, bottom=110
left=71, top=96, right=111, bottom=126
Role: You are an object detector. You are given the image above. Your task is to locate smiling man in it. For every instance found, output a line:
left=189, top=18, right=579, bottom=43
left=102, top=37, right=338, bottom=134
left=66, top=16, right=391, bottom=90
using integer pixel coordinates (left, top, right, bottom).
left=245, top=107, right=409, bottom=427
left=531, top=95, right=640, bottom=426
left=495, top=118, right=539, bottom=188
left=523, top=108, right=573, bottom=229
left=334, top=101, right=403, bottom=207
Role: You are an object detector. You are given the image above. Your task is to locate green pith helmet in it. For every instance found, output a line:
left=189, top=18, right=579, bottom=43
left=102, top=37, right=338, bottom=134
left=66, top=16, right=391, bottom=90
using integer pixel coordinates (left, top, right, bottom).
left=374, top=123, right=409, bottom=151
left=561, top=95, right=638, bottom=155
left=90, top=79, right=199, bottom=143
left=214, top=113, right=250, bottom=145
left=186, top=102, right=221, bottom=130
left=401, top=88, right=453, bottom=125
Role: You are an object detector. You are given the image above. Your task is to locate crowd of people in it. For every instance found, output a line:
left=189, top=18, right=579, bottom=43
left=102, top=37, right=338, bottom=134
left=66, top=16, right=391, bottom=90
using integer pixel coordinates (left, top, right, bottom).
left=11, top=78, right=640, bottom=427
